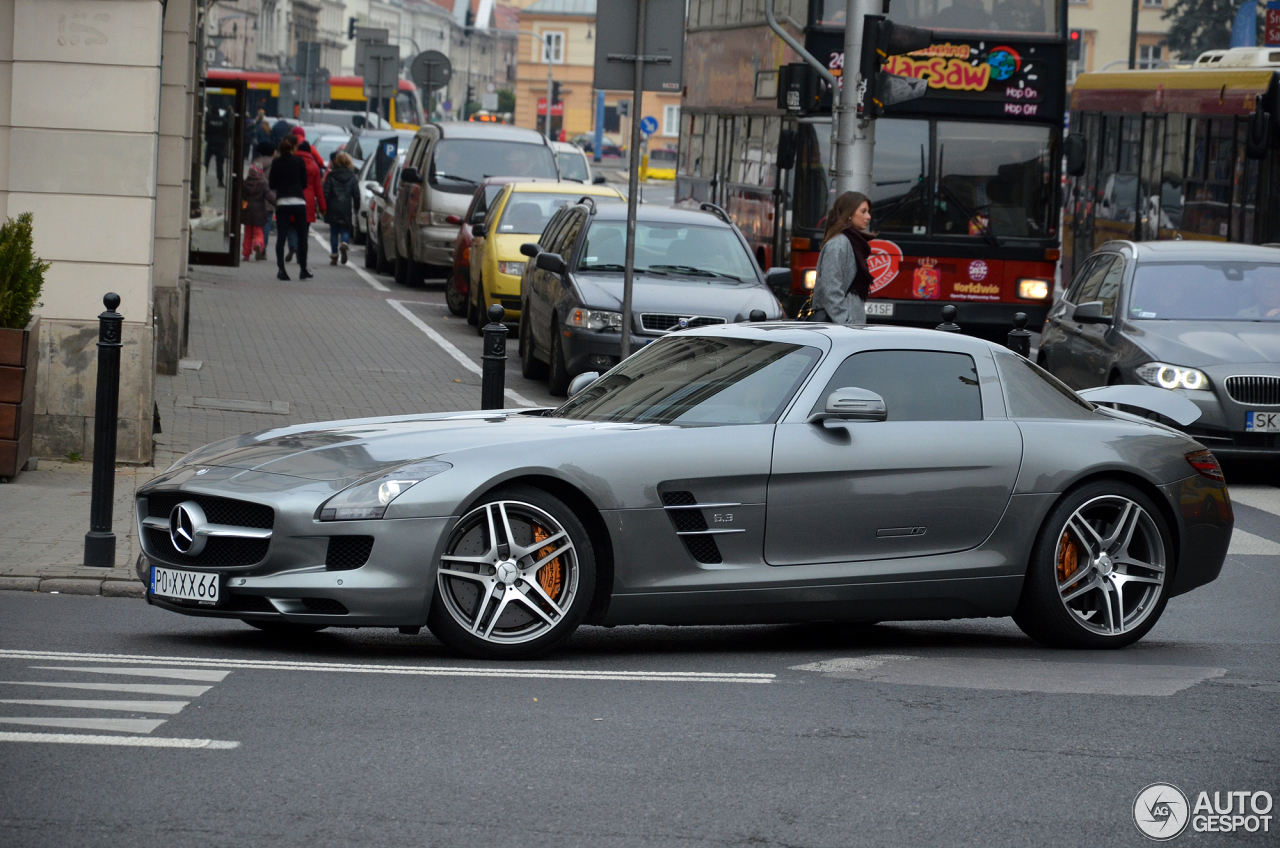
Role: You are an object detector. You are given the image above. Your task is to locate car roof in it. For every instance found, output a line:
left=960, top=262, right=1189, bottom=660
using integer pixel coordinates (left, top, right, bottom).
left=550, top=141, right=584, bottom=154
left=1102, top=240, right=1280, bottom=263
left=589, top=201, right=732, bottom=227
left=508, top=181, right=621, bottom=197
left=683, top=321, right=1006, bottom=356
left=430, top=122, right=550, bottom=144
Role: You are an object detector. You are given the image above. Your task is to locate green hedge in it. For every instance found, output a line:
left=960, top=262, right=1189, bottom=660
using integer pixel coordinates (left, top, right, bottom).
left=0, top=212, right=47, bottom=330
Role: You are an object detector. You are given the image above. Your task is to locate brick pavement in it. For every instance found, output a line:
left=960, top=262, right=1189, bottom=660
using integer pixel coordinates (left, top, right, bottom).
left=1, top=227, right=557, bottom=595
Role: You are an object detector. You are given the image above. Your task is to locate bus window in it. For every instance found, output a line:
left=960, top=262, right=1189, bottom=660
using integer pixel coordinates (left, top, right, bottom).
left=870, top=118, right=929, bottom=235
left=793, top=122, right=833, bottom=235
left=820, top=0, right=1058, bottom=33
left=395, top=90, right=421, bottom=126
left=935, top=121, right=1052, bottom=239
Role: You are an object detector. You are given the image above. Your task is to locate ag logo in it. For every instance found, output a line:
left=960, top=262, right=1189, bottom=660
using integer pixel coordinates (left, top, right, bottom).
left=1134, top=783, right=1189, bottom=840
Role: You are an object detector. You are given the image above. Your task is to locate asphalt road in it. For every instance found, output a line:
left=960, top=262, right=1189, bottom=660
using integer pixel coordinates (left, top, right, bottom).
left=2, top=480, right=1278, bottom=848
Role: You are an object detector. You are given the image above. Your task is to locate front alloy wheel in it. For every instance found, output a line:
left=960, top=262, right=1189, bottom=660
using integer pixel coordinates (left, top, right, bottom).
left=428, top=486, right=594, bottom=659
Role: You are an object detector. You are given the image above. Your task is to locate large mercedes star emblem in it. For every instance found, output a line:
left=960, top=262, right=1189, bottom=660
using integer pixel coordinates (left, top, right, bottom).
left=168, top=501, right=209, bottom=555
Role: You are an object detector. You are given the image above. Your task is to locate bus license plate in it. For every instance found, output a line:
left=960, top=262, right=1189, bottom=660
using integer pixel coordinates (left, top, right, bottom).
left=866, top=302, right=893, bottom=317
left=151, top=566, right=220, bottom=605
left=1246, top=411, right=1280, bottom=432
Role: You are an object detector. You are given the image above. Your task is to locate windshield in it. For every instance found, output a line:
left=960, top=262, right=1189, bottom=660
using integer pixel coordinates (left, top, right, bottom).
left=430, top=140, right=558, bottom=193
left=498, top=193, right=580, bottom=234
left=313, top=136, right=347, bottom=163
left=1129, top=263, right=1280, bottom=322
left=578, top=220, right=760, bottom=281
left=556, top=336, right=821, bottom=425
left=557, top=151, right=590, bottom=182
left=818, top=0, right=1058, bottom=33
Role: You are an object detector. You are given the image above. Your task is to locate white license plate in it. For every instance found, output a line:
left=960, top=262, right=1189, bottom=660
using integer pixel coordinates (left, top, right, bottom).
left=865, top=301, right=894, bottom=317
left=1246, top=411, right=1280, bottom=432
left=151, top=566, right=220, bottom=605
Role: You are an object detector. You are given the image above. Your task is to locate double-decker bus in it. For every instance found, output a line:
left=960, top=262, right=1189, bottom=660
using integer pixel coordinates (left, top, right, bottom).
left=678, top=0, right=1067, bottom=335
left=1064, top=49, right=1280, bottom=282
left=206, top=69, right=423, bottom=130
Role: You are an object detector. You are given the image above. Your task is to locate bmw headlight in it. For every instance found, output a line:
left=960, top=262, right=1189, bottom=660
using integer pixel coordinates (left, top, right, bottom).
left=319, top=460, right=452, bottom=521
left=567, top=307, right=622, bottom=331
left=1135, top=362, right=1210, bottom=391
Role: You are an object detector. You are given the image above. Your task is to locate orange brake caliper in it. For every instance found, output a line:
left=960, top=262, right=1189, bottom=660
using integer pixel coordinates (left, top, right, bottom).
left=1057, top=531, right=1079, bottom=585
left=532, top=524, right=563, bottom=601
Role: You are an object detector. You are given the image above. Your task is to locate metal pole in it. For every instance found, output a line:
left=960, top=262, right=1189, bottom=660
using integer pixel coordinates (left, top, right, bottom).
left=480, top=304, right=508, bottom=409
left=84, top=293, right=123, bottom=568
left=594, top=89, right=604, bottom=163
left=545, top=34, right=555, bottom=140
left=836, top=0, right=878, bottom=195
left=1128, top=0, right=1139, bottom=69
left=620, top=0, right=647, bottom=359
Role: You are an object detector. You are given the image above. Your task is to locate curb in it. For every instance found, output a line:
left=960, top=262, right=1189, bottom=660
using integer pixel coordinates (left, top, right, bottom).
left=0, top=576, right=145, bottom=598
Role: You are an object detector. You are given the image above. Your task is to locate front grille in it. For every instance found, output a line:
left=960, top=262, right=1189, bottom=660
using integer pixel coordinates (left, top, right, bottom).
left=301, top=598, right=349, bottom=615
left=500, top=298, right=522, bottom=310
left=221, top=593, right=277, bottom=613
left=142, top=492, right=274, bottom=529
left=660, top=490, right=722, bottom=564
left=1225, top=375, right=1280, bottom=406
left=143, top=527, right=270, bottom=568
left=326, top=536, right=374, bottom=571
left=640, top=314, right=727, bottom=333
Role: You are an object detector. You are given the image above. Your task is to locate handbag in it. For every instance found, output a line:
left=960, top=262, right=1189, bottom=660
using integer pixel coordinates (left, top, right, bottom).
left=796, top=297, right=828, bottom=322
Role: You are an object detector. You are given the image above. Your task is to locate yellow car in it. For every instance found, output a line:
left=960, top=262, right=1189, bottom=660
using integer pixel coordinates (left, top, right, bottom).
left=469, top=181, right=624, bottom=329
left=641, top=147, right=677, bottom=180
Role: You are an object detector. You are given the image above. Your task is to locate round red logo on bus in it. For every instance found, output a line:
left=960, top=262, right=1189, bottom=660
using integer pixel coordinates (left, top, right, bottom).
left=868, top=239, right=902, bottom=293
left=968, top=260, right=989, bottom=281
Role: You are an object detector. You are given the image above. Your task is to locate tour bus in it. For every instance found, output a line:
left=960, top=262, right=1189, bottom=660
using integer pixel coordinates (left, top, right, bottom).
left=205, top=69, right=423, bottom=130
left=677, top=0, right=1068, bottom=335
left=1064, top=48, right=1280, bottom=282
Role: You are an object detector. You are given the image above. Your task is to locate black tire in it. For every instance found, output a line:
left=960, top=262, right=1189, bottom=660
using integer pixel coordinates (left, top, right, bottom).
left=474, top=280, right=488, bottom=336
left=243, top=620, right=328, bottom=635
left=446, top=272, right=468, bottom=316
left=520, top=315, right=548, bottom=379
left=547, top=323, right=571, bottom=396
left=466, top=285, right=479, bottom=325
left=353, top=221, right=367, bottom=246
left=406, top=254, right=426, bottom=287
left=394, top=255, right=408, bottom=286
left=364, top=236, right=377, bottom=269
left=1013, top=479, right=1173, bottom=649
left=427, top=485, right=596, bottom=660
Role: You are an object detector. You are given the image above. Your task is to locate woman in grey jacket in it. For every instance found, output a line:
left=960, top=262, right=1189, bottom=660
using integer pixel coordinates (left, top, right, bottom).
left=811, top=191, right=875, bottom=324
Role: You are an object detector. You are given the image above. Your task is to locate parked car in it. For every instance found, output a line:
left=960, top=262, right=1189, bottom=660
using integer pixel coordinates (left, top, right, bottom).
left=311, top=133, right=350, bottom=165
left=1039, top=240, right=1280, bottom=456
left=365, top=150, right=406, bottom=274
left=468, top=181, right=624, bottom=329
left=393, top=122, right=558, bottom=286
left=138, top=322, right=1232, bottom=660
left=348, top=130, right=415, bottom=245
left=445, top=177, right=549, bottom=317
left=571, top=134, right=623, bottom=157
left=643, top=147, right=677, bottom=180
left=519, top=200, right=790, bottom=394
left=551, top=140, right=607, bottom=185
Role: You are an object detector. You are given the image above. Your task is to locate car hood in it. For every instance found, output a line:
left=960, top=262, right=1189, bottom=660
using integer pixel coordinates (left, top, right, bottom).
left=574, top=273, right=782, bottom=321
left=169, top=410, right=667, bottom=482
left=1126, top=320, right=1280, bottom=367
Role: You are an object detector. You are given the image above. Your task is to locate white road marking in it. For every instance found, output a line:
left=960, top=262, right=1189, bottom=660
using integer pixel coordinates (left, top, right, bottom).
left=1228, top=529, right=1280, bottom=556
left=0, top=731, right=239, bottom=749
left=386, top=299, right=536, bottom=408
left=790, top=656, right=919, bottom=674
left=31, top=666, right=231, bottom=682
left=3, top=650, right=773, bottom=684
left=0, top=681, right=212, bottom=697
left=1229, top=484, right=1280, bottom=515
left=0, top=716, right=168, bottom=733
left=0, top=699, right=189, bottom=714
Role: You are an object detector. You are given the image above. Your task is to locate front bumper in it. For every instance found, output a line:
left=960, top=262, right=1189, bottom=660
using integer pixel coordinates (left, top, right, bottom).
left=414, top=224, right=460, bottom=267
left=561, top=326, right=658, bottom=374
left=1147, top=371, right=1280, bottom=457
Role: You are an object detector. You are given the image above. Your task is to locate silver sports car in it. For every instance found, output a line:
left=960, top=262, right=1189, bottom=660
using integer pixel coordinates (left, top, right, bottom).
left=138, top=324, right=1233, bottom=659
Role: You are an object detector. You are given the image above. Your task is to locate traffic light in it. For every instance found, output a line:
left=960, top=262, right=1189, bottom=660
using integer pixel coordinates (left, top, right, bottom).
left=617, top=99, right=630, bottom=117
left=858, top=15, right=933, bottom=118
left=465, top=8, right=475, bottom=34
left=777, top=63, right=831, bottom=116
left=347, top=17, right=357, bottom=40
left=1068, top=29, right=1083, bottom=62
left=466, top=85, right=475, bottom=105
left=551, top=80, right=562, bottom=105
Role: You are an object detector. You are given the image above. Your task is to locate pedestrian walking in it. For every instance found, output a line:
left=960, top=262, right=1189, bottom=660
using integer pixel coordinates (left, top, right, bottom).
left=809, top=191, right=875, bottom=324
left=297, top=139, right=327, bottom=230
left=290, top=126, right=328, bottom=175
left=323, top=152, right=359, bottom=265
left=241, top=159, right=270, bottom=261
left=270, top=117, right=292, bottom=146
left=268, top=135, right=313, bottom=281
left=245, top=109, right=268, bottom=163
left=251, top=141, right=276, bottom=251
left=204, top=107, right=229, bottom=188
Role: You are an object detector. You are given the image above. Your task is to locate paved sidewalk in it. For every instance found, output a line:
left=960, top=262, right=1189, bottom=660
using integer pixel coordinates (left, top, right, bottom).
left=1, top=227, right=556, bottom=595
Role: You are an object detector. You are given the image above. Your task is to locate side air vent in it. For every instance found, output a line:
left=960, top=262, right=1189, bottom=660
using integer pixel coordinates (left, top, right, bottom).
left=660, top=490, right=728, bottom=564
left=326, top=536, right=374, bottom=571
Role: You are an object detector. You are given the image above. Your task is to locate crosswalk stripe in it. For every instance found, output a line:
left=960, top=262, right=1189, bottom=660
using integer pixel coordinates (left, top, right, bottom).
left=0, top=716, right=167, bottom=733
left=30, top=666, right=232, bottom=682
left=0, top=731, right=239, bottom=749
left=0, top=699, right=189, bottom=714
left=1228, top=529, right=1280, bottom=556
left=0, top=681, right=212, bottom=697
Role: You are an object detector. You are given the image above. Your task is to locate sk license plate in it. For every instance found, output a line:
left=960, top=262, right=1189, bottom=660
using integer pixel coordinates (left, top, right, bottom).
left=1246, top=411, right=1280, bottom=432
left=865, top=302, right=894, bottom=317
left=151, top=566, right=220, bottom=605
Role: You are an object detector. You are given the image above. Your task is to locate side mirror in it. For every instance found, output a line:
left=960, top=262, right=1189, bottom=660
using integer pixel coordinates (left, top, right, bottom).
left=1072, top=300, right=1112, bottom=325
left=472, top=222, right=487, bottom=237
left=445, top=214, right=462, bottom=225
left=777, top=129, right=797, bottom=170
left=807, top=387, right=887, bottom=425
left=764, top=267, right=792, bottom=299
left=1065, top=133, right=1087, bottom=177
left=592, top=175, right=607, bottom=185
left=369, top=184, right=385, bottom=198
left=535, top=252, right=566, bottom=274
left=567, top=371, right=600, bottom=397
left=400, top=167, right=422, bottom=184
left=520, top=242, right=542, bottom=258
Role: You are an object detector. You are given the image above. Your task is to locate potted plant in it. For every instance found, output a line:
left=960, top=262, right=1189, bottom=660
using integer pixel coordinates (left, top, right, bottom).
left=0, top=212, right=47, bottom=480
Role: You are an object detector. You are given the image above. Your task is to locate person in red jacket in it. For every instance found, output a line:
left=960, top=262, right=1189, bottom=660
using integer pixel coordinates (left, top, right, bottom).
left=290, top=126, right=327, bottom=174
left=297, top=141, right=328, bottom=225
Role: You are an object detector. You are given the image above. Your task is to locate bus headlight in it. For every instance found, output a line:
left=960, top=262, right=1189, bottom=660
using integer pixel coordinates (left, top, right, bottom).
left=1136, top=362, right=1210, bottom=391
left=804, top=269, right=816, bottom=290
left=1017, top=278, right=1051, bottom=300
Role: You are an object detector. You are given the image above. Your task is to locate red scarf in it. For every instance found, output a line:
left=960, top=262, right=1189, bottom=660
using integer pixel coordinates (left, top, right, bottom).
left=843, top=227, right=874, bottom=300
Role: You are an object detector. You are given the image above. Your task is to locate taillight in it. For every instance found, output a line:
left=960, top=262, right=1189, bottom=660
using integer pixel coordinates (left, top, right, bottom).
left=1186, top=449, right=1225, bottom=482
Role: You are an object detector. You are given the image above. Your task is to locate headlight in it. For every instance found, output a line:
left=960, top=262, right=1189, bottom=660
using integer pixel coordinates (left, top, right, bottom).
left=1017, top=278, right=1051, bottom=300
left=431, top=211, right=455, bottom=226
left=318, top=460, right=452, bottom=521
left=567, top=307, right=622, bottom=331
left=1135, top=362, right=1210, bottom=391
left=803, top=269, right=816, bottom=290
left=498, top=261, right=525, bottom=276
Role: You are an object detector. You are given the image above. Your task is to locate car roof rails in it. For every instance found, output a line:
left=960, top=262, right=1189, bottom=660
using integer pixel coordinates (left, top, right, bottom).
left=577, top=195, right=598, bottom=213
left=699, top=202, right=733, bottom=225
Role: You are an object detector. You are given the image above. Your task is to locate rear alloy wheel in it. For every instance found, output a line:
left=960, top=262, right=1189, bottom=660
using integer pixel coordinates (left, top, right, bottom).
left=428, top=487, right=595, bottom=659
left=446, top=272, right=468, bottom=316
left=1014, top=481, right=1172, bottom=649
left=547, top=324, right=570, bottom=396
left=520, top=314, right=548, bottom=379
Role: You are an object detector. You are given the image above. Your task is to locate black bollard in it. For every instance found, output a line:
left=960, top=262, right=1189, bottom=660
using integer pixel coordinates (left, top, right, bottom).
left=480, top=303, right=508, bottom=410
left=84, top=293, right=123, bottom=568
left=1007, top=311, right=1032, bottom=358
left=935, top=304, right=961, bottom=333
left=748, top=309, right=767, bottom=322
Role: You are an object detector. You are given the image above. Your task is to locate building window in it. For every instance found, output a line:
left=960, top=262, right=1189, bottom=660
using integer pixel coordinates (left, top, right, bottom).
left=663, top=104, right=680, bottom=136
left=538, top=31, right=565, bottom=64
left=1067, top=0, right=1089, bottom=5
left=1138, top=43, right=1163, bottom=69
left=1142, top=0, right=1162, bottom=7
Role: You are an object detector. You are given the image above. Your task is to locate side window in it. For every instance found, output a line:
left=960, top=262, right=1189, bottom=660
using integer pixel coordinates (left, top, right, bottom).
left=1072, top=255, right=1115, bottom=306
left=994, top=351, right=1096, bottom=419
left=1094, top=256, right=1125, bottom=317
left=405, top=138, right=423, bottom=169
left=556, top=211, right=586, bottom=259
left=539, top=209, right=569, bottom=249
left=810, top=350, right=983, bottom=421
left=484, top=188, right=510, bottom=227
left=1063, top=257, right=1097, bottom=303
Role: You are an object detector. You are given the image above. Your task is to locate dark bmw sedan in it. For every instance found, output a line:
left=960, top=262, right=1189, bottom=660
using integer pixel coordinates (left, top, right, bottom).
left=517, top=200, right=789, bottom=395
left=1040, top=241, right=1280, bottom=456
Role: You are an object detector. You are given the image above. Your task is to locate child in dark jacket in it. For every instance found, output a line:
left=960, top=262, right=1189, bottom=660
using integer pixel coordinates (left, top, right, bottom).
left=241, top=163, right=270, bottom=260
left=323, top=152, right=360, bottom=264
